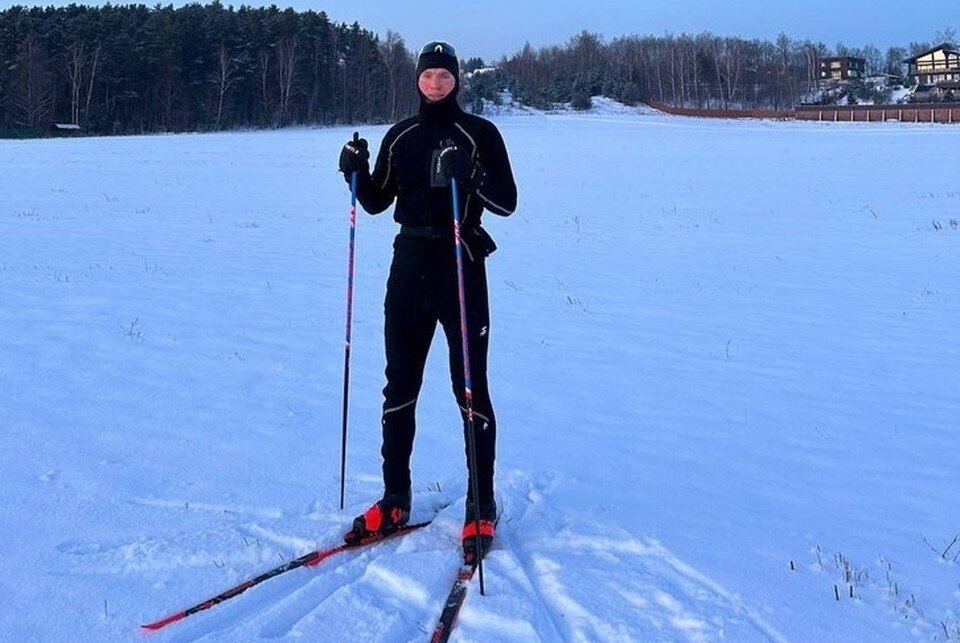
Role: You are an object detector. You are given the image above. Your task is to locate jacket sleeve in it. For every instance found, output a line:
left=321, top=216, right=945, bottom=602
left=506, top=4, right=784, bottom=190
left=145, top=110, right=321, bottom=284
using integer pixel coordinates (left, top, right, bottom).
left=355, top=129, right=398, bottom=215
left=476, top=123, right=517, bottom=217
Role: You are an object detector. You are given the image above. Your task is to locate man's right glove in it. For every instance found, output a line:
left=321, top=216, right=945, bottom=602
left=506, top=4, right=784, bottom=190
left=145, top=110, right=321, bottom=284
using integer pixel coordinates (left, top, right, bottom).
left=436, top=143, right=486, bottom=194
left=338, top=131, right=369, bottom=181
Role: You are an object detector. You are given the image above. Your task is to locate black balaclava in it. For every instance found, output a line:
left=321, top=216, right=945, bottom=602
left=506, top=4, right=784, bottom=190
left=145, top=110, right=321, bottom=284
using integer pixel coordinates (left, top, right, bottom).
left=417, top=41, right=461, bottom=120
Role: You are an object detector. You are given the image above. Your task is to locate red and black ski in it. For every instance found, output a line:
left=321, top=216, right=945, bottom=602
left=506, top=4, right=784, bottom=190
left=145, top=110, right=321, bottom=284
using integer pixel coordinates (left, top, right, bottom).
left=430, top=512, right=500, bottom=642
left=429, top=562, right=479, bottom=643
left=141, top=520, right=431, bottom=631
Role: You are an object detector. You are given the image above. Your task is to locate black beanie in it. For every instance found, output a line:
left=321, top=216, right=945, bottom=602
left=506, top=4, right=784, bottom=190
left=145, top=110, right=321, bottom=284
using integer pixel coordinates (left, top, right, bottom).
left=417, top=41, right=459, bottom=78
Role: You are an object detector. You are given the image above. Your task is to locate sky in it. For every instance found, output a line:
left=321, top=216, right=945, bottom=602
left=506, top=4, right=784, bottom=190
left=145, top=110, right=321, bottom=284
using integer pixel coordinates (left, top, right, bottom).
left=2, top=0, right=957, bottom=60
left=11, top=0, right=955, bottom=62
left=313, top=0, right=954, bottom=61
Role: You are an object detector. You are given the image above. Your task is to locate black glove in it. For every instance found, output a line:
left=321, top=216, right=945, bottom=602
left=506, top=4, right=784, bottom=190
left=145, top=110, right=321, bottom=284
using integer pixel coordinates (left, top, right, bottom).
left=339, top=131, right=369, bottom=180
left=436, top=144, right=485, bottom=192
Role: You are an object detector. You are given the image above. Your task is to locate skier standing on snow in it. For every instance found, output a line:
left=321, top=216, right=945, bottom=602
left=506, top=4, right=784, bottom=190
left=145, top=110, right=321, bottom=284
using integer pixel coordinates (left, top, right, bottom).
left=337, top=41, right=517, bottom=562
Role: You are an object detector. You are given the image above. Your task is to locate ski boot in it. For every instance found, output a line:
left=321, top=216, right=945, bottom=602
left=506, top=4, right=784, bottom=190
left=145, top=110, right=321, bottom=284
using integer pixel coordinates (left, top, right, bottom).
left=343, top=492, right=410, bottom=545
left=462, top=500, right=497, bottom=564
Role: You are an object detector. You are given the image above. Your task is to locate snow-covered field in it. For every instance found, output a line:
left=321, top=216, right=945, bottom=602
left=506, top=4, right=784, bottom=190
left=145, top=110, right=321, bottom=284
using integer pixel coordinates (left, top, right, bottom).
left=1, top=105, right=958, bottom=642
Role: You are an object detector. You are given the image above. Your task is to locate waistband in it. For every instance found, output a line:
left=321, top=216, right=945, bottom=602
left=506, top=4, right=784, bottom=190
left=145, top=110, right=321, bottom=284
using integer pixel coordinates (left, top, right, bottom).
left=399, top=224, right=452, bottom=239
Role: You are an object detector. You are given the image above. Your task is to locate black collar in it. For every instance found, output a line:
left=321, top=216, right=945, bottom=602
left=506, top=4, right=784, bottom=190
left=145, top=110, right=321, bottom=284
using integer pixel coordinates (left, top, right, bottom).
left=418, top=93, right=463, bottom=123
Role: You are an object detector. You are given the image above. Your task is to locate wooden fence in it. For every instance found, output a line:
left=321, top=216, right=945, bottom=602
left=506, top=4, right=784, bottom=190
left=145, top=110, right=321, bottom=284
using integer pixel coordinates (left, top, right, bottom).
left=794, top=104, right=960, bottom=124
left=645, top=100, right=794, bottom=120
left=646, top=100, right=960, bottom=124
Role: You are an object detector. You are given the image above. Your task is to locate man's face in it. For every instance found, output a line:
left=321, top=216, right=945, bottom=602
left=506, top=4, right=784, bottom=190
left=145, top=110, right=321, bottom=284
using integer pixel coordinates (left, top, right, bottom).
left=418, top=68, right=456, bottom=102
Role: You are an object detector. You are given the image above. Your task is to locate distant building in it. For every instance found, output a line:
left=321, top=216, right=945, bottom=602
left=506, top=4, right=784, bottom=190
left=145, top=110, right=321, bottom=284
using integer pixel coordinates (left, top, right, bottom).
left=50, top=123, right=83, bottom=137
left=904, top=43, right=960, bottom=87
left=819, top=56, right=866, bottom=83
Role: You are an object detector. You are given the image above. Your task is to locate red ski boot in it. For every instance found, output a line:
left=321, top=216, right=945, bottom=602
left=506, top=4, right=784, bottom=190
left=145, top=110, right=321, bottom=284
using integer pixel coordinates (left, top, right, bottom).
left=461, top=500, right=497, bottom=564
left=344, top=493, right=410, bottom=545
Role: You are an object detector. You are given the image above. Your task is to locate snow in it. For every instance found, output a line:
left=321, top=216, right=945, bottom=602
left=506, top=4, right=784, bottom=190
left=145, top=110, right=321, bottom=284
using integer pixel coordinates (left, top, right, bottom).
left=478, top=91, right=543, bottom=117
left=479, top=93, right=657, bottom=117
left=890, top=86, right=913, bottom=103
left=2, top=111, right=959, bottom=642
left=556, top=95, right=659, bottom=115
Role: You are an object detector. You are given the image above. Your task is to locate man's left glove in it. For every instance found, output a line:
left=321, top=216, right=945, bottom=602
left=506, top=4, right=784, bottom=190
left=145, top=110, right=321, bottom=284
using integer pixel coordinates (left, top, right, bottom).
left=437, top=144, right=485, bottom=193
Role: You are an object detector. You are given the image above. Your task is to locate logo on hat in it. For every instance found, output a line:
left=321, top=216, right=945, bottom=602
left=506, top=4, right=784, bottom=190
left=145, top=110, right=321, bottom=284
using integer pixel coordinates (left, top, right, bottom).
left=434, top=44, right=444, bottom=53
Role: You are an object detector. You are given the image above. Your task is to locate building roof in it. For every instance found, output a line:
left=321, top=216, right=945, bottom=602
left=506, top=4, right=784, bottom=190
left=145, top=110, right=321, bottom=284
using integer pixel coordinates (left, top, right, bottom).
left=904, top=43, right=960, bottom=63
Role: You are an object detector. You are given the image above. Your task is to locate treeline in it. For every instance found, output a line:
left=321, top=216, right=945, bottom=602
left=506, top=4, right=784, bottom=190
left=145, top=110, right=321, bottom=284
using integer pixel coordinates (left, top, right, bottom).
left=494, top=31, right=952, bottom=112
left=0, top=3, right=420, bottom=135
left=0, top=3, right=955, bottom=135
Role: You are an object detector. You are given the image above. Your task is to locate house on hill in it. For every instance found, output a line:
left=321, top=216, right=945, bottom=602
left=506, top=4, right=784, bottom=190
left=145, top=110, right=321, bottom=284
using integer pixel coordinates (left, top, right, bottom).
left=904, top=43, right=960, bottom=92
left=819, top=56, right=866, bottom=84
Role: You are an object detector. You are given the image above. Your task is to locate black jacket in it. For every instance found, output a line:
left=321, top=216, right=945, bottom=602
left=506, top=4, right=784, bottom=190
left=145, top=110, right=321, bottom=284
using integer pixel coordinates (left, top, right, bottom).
left=356, top=100, right=517, bottom=229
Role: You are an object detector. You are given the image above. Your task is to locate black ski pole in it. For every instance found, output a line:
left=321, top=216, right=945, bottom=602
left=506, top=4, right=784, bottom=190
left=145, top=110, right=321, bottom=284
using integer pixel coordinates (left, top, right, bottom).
left=339, top=166, right=359, bottom=510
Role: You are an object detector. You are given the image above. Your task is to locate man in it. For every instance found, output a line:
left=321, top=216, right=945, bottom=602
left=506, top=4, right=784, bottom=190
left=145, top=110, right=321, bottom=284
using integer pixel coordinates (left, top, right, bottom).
left=338, top=40, right=517, bottom=562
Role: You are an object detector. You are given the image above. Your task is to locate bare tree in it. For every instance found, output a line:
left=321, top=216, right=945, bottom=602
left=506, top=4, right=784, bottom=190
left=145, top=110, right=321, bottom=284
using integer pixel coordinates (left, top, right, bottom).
left=861, top=44, right=883, bottom=76
left=276, top=37, right=298, bottom=127
left=62, top=42, right=85, bottom=125
left=802, top=41, right=823, bottom=93
left=720, top=37, right=746, bottom=107
left=666, top=35, right=680, bottom=105
left=774, top=32, right=793, bottom=109
left=61, top=40, right=101, bottom=126
left=212, top=42, right=239, bottom=130
left=935, top=27, right=957, bottom=44
left=380, top=31, right=416, bottom=121
left=711, top=39, right=727, bottom=107
left=570, top=31, right=603, bottom=79
left=885, top=46, right=908, bottom=78
left=84, top=43, right=101, bottom=126
left=257, top=49, right=272, bottom=125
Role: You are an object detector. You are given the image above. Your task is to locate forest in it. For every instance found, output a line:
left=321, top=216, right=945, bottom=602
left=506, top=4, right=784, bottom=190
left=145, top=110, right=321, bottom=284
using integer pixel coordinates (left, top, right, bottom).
left=493, top=31, right=944, bottom=112
left=0, top=3, right=953, bottom=136
left=0, top=3, right=419, bottom=135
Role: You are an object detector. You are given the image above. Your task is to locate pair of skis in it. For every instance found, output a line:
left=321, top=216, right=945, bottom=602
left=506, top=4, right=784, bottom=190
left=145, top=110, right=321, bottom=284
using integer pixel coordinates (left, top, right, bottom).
left=141, top=517, right=481, bottom=641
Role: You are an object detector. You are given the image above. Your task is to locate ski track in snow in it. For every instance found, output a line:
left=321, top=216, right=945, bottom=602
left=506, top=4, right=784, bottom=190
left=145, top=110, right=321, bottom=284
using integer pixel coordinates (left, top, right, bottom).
left=50, top=471, right=782, bottom=641
left=139, top=473, right=781, bottom=642
left=479, top=472, right=786, bottom=643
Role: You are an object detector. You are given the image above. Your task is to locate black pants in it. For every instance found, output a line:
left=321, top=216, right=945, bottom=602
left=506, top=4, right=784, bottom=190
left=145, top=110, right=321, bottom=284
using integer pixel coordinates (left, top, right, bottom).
left=380, top=232, right=496, bottom=505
